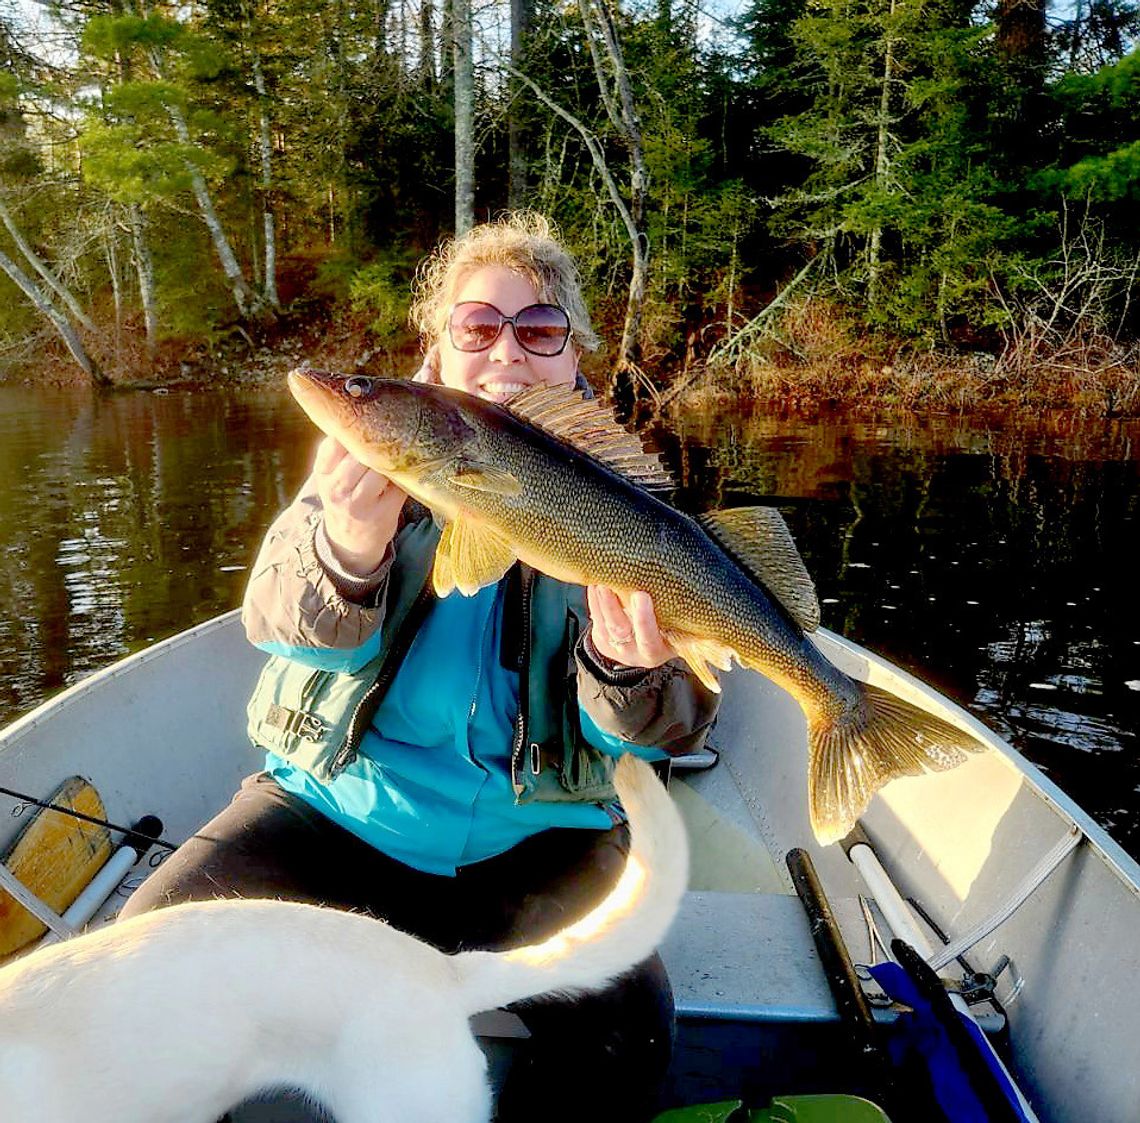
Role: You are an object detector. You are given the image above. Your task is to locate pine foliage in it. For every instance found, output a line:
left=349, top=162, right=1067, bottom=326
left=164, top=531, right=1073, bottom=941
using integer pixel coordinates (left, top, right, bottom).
left=0, top=0, right=1137, bottom=393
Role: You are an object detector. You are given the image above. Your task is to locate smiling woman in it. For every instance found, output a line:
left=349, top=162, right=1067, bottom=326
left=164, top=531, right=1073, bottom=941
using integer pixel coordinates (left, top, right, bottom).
left=115, top=214, right=720, bottom=1123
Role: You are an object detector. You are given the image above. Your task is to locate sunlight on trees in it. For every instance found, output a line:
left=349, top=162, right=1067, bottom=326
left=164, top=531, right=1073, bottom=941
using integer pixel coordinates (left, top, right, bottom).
left=0, top=0, right=1137, bottom=397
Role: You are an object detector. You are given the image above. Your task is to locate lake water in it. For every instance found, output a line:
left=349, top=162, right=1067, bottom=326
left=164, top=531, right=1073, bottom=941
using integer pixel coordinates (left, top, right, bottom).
left=2, top=383, right=1138, bottom=859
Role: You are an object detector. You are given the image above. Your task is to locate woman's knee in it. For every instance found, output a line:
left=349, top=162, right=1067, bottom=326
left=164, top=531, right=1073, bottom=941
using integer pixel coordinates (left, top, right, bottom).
left=118, top=773, right=328, bottom=920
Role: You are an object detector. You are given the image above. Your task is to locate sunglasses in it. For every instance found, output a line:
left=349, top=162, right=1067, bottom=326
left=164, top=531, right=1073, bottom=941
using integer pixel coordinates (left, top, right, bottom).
left=448, top=302, right=572, bottom=357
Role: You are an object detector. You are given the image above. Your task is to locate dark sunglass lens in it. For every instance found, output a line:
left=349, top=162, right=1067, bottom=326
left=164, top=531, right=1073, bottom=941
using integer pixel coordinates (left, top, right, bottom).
left=515, top=305, right=570, bottom=355
left=450, top=304, right=503, bottom=352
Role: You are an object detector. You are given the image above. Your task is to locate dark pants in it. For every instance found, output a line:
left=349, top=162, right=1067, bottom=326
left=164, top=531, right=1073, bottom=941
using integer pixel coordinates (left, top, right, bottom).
left=121, top=773, right=674, bottom=1122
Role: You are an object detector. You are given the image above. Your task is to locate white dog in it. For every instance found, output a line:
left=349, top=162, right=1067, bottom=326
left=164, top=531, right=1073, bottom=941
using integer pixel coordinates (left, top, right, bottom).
left=0, top=754, right=687, bottom=1123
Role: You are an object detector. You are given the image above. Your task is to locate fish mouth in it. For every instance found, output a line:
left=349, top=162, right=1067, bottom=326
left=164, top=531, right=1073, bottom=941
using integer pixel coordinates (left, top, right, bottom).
left=287, top=367, right=345, bottom=412
left=287, top=367, right=357, bottom=440
left=288, top=367, right=329, bottom=414
left=286, top=368, right=411, bottom=471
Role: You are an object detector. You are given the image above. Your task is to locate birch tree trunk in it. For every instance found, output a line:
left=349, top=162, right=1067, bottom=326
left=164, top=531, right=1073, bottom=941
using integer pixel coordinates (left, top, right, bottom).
left=0, top=196, right=97, bottom=334
left=246, top=10, right=281, bottom=311
left=104, top=219, right=122, bottom=344
left=577, top=0, right=650, bottom=379
left=128, top=206, right=158, bottom=354
left=0, top=248, right=110, bottom=386
left=452, top=0, right=475, bottom=235
left=134, top=7, right=260, bottom=320
left=508, top=64, right=649, bottom=391
left=508, top=0, right=530, bottom=209
left=166, top=99, right=260, bottom=317
left=252, top=57, right=280, bottom=310
left=868, top=0, right=896, bottom=306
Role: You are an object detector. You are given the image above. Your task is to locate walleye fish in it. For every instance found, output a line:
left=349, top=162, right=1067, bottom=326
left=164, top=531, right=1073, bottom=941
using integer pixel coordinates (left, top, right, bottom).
left=288, top=369, right=986, bottom=843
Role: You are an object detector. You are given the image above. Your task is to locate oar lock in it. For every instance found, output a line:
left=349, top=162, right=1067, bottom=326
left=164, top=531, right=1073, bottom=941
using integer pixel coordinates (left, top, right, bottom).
left=855, top=954, right=1012, bottom=1007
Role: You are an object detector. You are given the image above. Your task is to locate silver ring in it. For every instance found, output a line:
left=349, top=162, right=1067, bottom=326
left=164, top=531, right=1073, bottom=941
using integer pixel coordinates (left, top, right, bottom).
left=608, top=631, right=635, bottom=647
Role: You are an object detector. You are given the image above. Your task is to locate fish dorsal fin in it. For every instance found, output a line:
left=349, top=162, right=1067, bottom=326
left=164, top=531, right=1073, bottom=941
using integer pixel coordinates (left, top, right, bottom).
left=433, top=515, right=518, bottom=597
left=699, top=507, right=820, bottom=632
left=504, top=384, right=674, bottom=492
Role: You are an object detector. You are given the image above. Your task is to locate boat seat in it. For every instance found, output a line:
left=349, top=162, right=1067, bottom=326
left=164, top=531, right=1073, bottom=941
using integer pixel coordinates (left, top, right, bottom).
left=661, top=890, right=838, bottom=1026
left=658, top=890, right=868, bottom=1106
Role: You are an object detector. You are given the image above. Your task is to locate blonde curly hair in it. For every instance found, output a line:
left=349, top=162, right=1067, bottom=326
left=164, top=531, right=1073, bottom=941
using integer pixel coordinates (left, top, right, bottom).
left=409, top=212, right=600, bottom=354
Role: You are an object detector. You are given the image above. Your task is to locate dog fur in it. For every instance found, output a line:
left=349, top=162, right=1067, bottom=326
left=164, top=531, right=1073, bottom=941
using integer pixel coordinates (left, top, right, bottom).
left=0, top=754, right=688, bottom=1122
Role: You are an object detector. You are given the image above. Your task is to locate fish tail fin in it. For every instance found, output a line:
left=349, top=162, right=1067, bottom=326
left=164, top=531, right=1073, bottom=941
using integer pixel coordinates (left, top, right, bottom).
left=807, top=682, right=989, bottom=845
left=451, top=755, right=688, bottom=1016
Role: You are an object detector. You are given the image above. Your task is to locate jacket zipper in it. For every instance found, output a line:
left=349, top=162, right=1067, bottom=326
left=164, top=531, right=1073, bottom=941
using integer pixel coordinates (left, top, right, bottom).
left=509, top=565, right=535, bottom=794
left=331, top=583, right=435, bottom=776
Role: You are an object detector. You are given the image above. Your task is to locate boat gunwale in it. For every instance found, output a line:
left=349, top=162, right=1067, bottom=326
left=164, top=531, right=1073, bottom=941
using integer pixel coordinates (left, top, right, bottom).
left=2, top=610, right=1138, bottom=902
left=811, top=626, right=1140, bottom=900
left=0, top=609, right=246, bottom=751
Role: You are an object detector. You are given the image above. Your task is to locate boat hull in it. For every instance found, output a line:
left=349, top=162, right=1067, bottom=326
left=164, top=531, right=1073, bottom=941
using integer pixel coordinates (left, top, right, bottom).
left=2, top=613, right=1138, bottom=1122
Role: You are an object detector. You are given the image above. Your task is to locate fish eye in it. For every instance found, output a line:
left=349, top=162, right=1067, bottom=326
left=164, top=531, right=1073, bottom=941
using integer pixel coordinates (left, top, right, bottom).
left=344, top=376, right=373, bottom=399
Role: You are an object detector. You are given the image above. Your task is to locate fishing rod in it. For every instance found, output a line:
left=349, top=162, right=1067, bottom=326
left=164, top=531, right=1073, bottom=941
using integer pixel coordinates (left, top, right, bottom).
left=0, top=783, right=178, bottom=852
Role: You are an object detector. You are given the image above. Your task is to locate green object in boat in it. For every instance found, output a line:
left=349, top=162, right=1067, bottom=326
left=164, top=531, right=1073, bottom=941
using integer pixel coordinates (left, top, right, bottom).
left=652, top=1103, right=744, bottom=1123
left=653, top=1094, right=892, bottom=1123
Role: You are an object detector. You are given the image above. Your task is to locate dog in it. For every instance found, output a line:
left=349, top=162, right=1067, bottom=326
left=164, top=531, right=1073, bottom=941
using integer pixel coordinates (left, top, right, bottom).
left=0, top=754, right=688, bottom=1122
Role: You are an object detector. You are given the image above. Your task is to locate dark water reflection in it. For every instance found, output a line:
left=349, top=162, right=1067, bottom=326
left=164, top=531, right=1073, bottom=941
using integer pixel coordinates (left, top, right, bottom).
left=654, top=405, right=1140, bottom=858
left=1, top=385, right=1138, bottom=859
left=0, top=385, right=315, bottom=723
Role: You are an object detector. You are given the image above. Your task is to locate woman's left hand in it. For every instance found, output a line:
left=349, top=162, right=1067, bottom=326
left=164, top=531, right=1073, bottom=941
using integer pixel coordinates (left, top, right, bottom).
left=587, top=586, right=676, bottom=669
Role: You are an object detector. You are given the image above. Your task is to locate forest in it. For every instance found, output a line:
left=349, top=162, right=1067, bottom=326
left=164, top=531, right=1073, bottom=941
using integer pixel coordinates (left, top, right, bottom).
left=1, top=0, right=1139, bottom=411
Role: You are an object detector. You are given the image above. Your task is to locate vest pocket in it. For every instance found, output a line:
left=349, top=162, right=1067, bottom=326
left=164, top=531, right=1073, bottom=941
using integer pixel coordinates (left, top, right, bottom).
left=557, top=610, right=616, bottom=802
left=563, top=740, right=617, bottom=800
left=246, top=658, right=345, bottom=781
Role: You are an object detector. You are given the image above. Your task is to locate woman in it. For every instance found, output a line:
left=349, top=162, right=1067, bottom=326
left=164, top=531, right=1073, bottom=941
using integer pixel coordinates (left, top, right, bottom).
left=122, top=214, right=719, bottom=1121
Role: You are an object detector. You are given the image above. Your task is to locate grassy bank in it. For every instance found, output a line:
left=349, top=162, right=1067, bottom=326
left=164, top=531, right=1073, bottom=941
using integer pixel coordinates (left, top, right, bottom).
left=662, top=299, right=1140, bottom=419
left=669, top=348, right=1140, bottom=419
left=5, top=292, right=1139, bottom=419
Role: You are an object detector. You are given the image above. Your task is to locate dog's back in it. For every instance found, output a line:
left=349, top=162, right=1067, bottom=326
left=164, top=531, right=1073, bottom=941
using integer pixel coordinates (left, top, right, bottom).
left=0, top=754, right=688, bottom=1123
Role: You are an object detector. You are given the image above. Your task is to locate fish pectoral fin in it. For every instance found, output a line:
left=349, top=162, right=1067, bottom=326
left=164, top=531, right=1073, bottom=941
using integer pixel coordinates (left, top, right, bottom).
left=447, top=463, right=523, bottom=496
left=699, top=508, right=820, bottom=633
left=432, top=521, right=457, bottom=597
left=432, top=515, right=517, bottom=598
left=661, top=631, right=737, bottom=694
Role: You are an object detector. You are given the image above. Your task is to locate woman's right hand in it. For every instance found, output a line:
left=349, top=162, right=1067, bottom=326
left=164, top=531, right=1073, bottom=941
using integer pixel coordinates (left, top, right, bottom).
left=314, top=437, right=406, bottom=576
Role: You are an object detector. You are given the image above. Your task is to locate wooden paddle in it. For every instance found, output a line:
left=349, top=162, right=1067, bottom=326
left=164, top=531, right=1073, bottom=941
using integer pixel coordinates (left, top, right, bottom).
left=0, top=776, right=112, bottom=957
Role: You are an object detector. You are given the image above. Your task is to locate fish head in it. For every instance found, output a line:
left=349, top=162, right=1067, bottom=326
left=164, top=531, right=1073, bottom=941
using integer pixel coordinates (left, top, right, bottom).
left=287, top=369, right=476, bottom=479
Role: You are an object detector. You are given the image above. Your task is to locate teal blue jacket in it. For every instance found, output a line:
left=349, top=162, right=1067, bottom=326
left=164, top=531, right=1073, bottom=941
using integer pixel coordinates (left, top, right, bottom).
left=242, top=487, right=719, bottom=874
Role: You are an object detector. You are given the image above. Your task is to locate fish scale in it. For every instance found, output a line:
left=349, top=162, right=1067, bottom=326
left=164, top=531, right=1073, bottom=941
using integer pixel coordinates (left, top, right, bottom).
left=289, top=369, right=990, bottom=844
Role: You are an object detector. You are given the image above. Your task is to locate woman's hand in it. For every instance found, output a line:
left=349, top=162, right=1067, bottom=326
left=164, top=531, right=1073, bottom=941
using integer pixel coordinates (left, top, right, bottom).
left=587, top=586, right=676, bottom=670
left=315, top=437, right=406, bottom=576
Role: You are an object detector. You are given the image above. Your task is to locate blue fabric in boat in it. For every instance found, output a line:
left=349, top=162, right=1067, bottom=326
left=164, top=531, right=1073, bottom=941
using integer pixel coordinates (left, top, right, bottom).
left=263, top=580, right=663, bottom=875
left=868, top=961, right=1032, bottom=1123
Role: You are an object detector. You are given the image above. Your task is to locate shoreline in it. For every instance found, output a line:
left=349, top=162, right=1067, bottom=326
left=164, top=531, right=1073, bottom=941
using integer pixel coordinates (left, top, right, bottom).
left=3, top=331, right=1139, bottom=420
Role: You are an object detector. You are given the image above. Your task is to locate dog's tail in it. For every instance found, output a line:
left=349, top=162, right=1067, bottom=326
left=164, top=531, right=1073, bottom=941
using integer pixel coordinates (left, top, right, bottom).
left=453, top=754, right=689, bottom=1016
